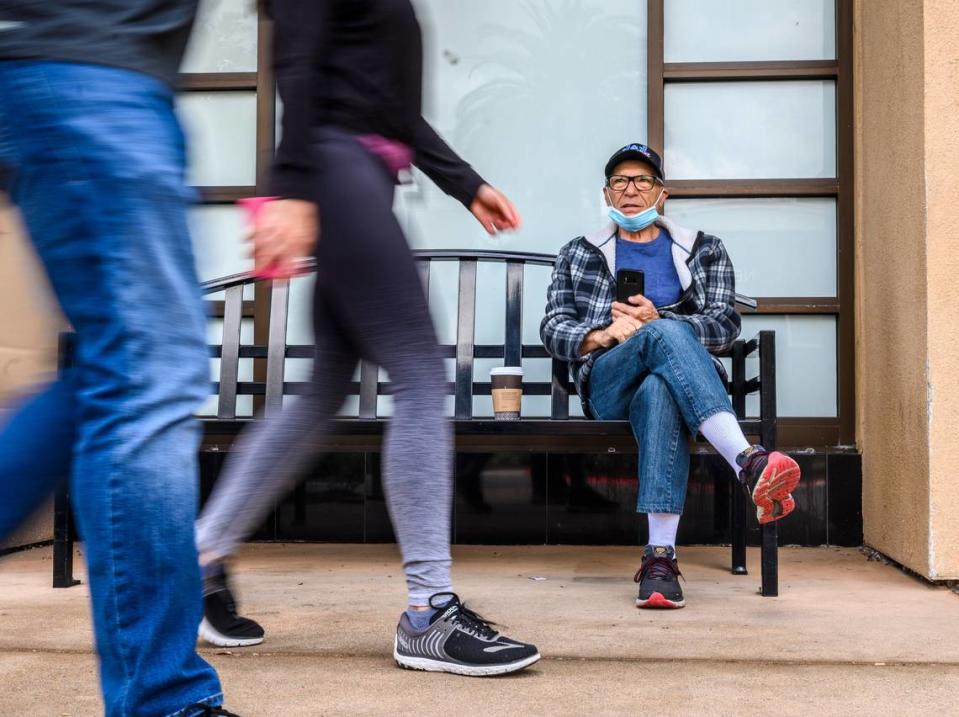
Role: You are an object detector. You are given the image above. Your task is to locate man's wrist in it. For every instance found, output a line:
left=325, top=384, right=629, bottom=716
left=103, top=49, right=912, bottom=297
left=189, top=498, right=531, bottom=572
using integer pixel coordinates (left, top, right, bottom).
left=593, top=328, right=613, bottom=349
left=579, top=328, right=608, bottom=356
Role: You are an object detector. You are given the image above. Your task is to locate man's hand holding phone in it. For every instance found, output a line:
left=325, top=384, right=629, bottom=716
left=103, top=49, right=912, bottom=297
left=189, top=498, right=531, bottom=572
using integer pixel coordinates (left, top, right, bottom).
left=612, top=294, right=660, bottom=324
left=577, top=272, right=660, bottom=356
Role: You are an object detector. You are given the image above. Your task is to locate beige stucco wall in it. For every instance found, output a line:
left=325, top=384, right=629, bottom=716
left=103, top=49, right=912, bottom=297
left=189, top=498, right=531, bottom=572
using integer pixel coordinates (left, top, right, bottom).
left=0, top=199, right=61, bottom=550
left=922, top=0, right=959, bottom=578
left=856, top=0, right=959, bottom=579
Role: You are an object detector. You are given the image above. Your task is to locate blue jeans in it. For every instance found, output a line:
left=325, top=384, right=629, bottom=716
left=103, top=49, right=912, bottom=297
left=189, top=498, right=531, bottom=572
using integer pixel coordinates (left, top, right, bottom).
left=0, top=62, right=222, bottom=716
left=587, top=320, right=734, bottom=515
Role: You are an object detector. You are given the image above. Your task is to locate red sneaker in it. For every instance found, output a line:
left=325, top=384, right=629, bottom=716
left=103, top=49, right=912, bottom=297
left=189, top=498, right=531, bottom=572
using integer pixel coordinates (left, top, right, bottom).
left=736, top=446, right=802, bottom=524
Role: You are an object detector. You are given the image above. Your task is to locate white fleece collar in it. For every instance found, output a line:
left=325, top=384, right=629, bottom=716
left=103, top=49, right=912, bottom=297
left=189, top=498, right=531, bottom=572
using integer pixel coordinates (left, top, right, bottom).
left=582, top=216, right=699, bottom=291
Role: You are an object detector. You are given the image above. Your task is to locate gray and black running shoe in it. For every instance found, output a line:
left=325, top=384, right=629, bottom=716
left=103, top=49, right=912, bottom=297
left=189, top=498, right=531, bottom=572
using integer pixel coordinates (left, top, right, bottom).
left=198, top=565, right=264, bottom=648
left=635, top=545, right=685, bottom=609
left=394, top=593, right=540, bottom=676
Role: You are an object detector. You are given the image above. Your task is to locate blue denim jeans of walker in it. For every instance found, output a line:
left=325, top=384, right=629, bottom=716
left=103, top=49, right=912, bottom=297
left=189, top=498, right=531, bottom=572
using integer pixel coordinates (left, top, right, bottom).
left=587, top=319, right=735, bottom=515
left=0, top=62, right=222, bottom=716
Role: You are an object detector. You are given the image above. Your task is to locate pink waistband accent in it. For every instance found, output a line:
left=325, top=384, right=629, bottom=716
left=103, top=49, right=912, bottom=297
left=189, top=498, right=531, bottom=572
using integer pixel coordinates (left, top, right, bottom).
left=355, top=133, right=414, bottom=179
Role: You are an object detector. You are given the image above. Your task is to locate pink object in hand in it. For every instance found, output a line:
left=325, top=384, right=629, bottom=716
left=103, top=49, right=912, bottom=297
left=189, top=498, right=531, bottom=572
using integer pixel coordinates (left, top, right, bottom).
left=237, top=195, right=280, bottom=222
left=355, top=134, right=413, bottom=179
left=237, top=196, right=284, bottom=279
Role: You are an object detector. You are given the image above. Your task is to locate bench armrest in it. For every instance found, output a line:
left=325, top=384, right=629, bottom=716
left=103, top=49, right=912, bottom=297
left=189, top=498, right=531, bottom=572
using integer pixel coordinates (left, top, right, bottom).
left=730, top=330, right=777, bottom=448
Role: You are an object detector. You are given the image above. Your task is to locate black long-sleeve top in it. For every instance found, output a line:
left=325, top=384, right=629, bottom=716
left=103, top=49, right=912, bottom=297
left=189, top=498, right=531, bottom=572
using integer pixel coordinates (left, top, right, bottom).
left=266, top=0, right=485, bottom=207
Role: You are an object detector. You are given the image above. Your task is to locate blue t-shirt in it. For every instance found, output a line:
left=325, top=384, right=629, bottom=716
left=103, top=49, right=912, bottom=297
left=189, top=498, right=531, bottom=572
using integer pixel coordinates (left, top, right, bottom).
left=615, top=228, right=682, bottom=308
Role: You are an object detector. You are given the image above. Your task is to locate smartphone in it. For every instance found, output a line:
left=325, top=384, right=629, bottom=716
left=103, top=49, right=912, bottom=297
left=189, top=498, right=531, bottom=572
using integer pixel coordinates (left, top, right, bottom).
left=616, top=269, right=645, bottom=303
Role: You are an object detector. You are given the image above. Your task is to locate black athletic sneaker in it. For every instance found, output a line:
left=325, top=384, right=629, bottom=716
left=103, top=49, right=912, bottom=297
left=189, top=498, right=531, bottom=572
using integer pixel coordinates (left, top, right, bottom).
left=184, top=704, right=242, bottom=716
left=634, top=545, right=685, bottom=609
left=198, top=566, right=265, bottom=648
left=394, top=593, right=540, bottom=676
left=736, top=445, right=802, bottom=524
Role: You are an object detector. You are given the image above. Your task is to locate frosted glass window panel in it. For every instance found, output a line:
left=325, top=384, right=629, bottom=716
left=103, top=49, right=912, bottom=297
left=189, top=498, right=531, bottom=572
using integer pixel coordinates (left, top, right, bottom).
left=473, top=395, right=494, bottom=418
left=198, top=394, right=252, bottom=417
left=570, top=397, right=585, bottom=417
left=474, top=358, right=506, bottom=389
left=285, top=358, right=313, bottom=383
left=522, top=265, right=554, bottom=345
left=741, top=316, right=836, bottom=417
left=665, top=81, right=836, bottom=179
left=197, top=395, right=217, bottom=417
left=205, top=317, right=254, bottom=346
left=399, top=0, right=646, bottom=254
left=178, top=92, right=257, bottom=186
left=426, top=261, right=459, bottom=347
left=284, top=277, right=317, bottom=391
left=189, top=205, right=248, bottom=282
left=666, top=199, right=837, bottom=297
left=181, top=0, right=258, bottom=72
left=286, top=275, right=317, bottom=346
left=474, top=262, right=506, bottom=346
left=235, top=395, right=254, bottom=417
left=522, top=396, right=552, bottom=418
left=521, top=358, right=551, bottom=384
left=665, top=0, right=835, bottom=63
left=377, top=395, right=393, bottom=418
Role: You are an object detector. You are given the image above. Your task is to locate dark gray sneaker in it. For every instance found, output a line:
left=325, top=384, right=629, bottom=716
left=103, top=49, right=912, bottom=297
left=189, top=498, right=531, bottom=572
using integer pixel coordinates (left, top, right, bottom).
left=634, top=545, right=685, bottom=609
left=394, top=593, right=540, bottom=677
left=198, top=566, right=265, bottom=648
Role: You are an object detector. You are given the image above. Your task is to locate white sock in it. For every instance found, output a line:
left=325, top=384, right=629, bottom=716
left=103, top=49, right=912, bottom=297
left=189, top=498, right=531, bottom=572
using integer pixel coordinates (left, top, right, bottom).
left=647, top=513, right=681, bottom=548
left=699, top=411, right=751, bottom=473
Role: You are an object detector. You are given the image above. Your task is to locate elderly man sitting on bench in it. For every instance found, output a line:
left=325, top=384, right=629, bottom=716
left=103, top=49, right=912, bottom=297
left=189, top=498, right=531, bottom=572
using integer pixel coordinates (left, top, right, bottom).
left=540, top=143, right=802, bottom=609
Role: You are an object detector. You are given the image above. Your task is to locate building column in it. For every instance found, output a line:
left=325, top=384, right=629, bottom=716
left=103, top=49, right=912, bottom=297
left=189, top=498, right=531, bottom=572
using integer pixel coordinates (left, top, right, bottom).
left=856, top=0, right=959, bottom=579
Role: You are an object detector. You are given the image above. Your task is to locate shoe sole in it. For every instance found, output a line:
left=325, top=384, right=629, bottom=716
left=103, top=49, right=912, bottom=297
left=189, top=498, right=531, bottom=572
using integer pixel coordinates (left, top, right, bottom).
left=752, top=452, right=802, bottom=525
left=636, top=591, right=685, bottom=609
left=198, top=618, right=264, bottom=648
left=393, top=639, right=541, bottom=676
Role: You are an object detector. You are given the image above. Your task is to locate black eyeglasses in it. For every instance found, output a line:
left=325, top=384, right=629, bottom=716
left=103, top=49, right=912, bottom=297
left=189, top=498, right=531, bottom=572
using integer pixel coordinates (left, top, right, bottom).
left=606, top=174, right=662, bottom=192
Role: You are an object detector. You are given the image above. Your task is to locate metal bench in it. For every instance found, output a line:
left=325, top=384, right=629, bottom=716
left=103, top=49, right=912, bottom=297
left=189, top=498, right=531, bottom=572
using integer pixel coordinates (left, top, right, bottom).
left=53, top=250, right=782, bottom=595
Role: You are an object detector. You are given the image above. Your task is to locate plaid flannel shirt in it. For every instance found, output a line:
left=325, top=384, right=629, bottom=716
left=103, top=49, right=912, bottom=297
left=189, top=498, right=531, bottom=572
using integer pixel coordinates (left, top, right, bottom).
left=539, top=216, right=741, bottom=409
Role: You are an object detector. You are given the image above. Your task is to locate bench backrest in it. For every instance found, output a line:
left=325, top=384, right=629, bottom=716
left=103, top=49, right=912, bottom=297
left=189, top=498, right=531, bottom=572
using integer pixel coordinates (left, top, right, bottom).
left=203, top=250, right=775, bottom=443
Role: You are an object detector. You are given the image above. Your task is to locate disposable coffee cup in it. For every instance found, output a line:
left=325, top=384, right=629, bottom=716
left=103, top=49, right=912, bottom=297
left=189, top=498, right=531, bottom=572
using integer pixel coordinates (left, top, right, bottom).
left=491, top=367, right=523, bottom=420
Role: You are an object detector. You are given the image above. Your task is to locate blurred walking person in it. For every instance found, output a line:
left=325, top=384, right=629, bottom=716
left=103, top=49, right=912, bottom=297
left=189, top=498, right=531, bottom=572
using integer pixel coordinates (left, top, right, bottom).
left=195, top=0, right=541, bottom=676
left=0, top=1, right=236, bottom=714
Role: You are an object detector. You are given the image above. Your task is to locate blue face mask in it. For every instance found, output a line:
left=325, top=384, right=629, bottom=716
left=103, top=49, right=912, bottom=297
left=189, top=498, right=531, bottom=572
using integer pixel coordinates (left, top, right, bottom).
left=606, top=188, right=664, bottom=232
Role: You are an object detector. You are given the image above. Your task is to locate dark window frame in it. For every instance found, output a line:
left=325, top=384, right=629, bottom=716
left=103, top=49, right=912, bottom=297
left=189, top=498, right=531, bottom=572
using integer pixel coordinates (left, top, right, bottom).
left=182, top=2, right=854, bottom=447
left=648, top=0, right=854, bottom=448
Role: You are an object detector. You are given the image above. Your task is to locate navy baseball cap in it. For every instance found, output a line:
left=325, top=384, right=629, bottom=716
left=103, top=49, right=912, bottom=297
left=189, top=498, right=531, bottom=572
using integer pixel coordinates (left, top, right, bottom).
left=604, top=143, right=664, bottom=180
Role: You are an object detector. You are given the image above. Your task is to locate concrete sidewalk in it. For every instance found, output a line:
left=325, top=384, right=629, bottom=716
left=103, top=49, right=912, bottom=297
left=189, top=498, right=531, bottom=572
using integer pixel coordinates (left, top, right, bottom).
left=2, top=543, right=958, bottom=715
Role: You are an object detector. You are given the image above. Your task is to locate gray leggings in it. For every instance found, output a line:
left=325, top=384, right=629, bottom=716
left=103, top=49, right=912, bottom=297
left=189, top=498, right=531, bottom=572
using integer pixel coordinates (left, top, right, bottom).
left=195, top=127, right=452, bottom=606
